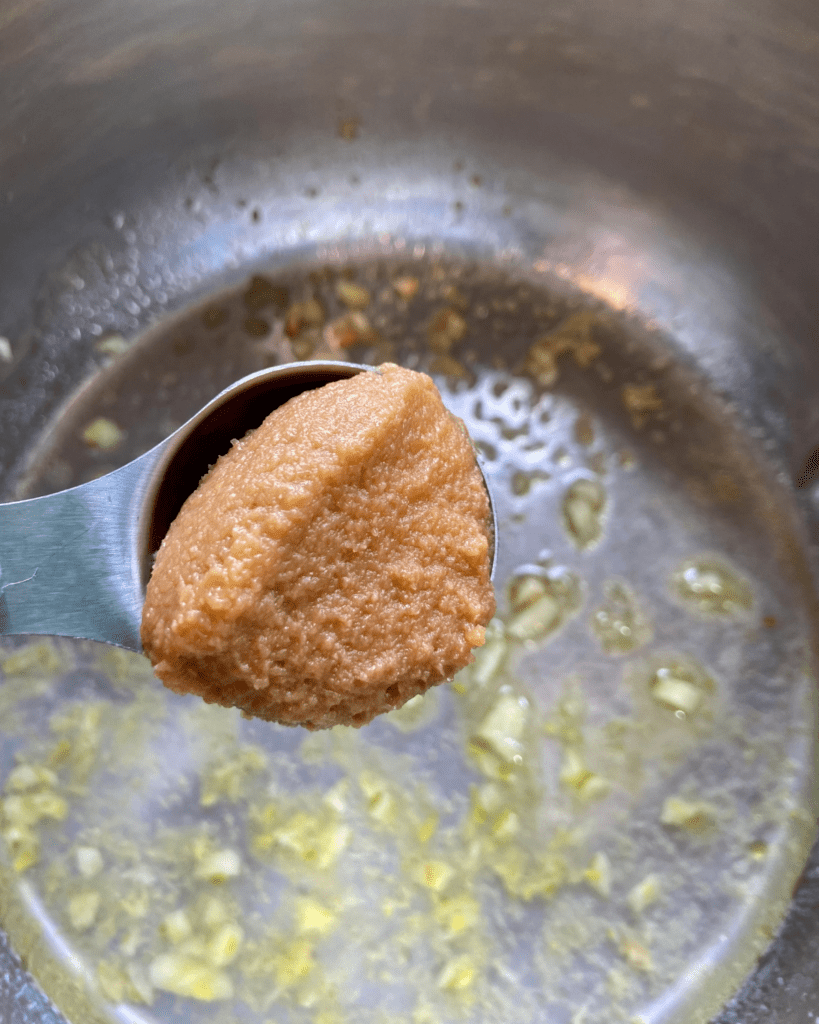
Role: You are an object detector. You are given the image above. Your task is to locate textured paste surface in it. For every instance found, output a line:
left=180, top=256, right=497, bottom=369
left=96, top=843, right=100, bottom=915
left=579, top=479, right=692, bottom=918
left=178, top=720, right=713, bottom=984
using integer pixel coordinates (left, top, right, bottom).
left=141, top=364, right=495, bottom=729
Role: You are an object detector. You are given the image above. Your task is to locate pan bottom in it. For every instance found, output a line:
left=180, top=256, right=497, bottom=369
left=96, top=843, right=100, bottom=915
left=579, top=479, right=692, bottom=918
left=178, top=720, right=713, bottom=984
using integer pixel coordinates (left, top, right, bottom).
left=0, top=247, right=816, bottom=1024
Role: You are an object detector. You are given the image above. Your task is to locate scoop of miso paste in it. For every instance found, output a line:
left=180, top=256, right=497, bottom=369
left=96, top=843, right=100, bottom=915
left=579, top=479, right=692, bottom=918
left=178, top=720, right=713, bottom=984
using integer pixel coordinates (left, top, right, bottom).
left=141, top=364, right=496, bottom=730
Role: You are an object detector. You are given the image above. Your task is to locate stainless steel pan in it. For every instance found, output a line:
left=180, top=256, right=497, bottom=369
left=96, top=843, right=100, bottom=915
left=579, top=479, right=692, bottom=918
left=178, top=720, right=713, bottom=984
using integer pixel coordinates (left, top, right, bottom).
left=1, top=1, right=818, bottom=1021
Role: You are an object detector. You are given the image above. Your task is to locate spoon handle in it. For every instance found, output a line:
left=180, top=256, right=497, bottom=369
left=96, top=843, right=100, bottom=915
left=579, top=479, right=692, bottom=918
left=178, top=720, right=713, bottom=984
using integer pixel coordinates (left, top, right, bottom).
left=0, top=457, right=153, bottom=653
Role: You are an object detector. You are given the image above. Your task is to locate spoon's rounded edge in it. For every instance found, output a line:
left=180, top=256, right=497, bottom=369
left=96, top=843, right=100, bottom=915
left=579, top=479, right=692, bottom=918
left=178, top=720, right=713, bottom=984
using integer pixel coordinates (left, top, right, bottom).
left=137, top=359, right=498, bottom=603
left=475, top=455, right=499, bottom=582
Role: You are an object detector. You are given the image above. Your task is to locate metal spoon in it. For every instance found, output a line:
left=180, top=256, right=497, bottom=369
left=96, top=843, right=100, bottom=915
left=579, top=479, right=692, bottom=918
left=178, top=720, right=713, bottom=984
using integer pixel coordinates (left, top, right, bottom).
left=0, top=360, right=497, bottom=653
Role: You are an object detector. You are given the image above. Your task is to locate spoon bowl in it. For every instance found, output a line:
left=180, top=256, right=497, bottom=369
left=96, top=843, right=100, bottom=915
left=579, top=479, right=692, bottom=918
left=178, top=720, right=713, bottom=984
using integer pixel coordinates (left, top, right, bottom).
left=0, top=361, right=497, bottom=652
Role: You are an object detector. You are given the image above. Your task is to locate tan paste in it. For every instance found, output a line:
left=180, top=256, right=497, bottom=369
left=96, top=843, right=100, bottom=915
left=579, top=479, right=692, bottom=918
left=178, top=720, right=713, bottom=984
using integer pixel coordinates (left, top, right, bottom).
left=141, top=364, right=495, bottom=729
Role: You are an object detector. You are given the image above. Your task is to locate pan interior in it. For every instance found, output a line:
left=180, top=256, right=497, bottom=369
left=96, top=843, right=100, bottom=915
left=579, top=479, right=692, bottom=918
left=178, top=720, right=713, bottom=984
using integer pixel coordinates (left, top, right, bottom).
left=0, top=237, right=816, bottom=1024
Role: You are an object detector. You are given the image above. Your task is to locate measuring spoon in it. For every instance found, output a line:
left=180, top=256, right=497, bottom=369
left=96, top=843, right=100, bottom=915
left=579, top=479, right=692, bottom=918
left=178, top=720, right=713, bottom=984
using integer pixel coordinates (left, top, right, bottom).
left=0, top=361, right=497, bottom=652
